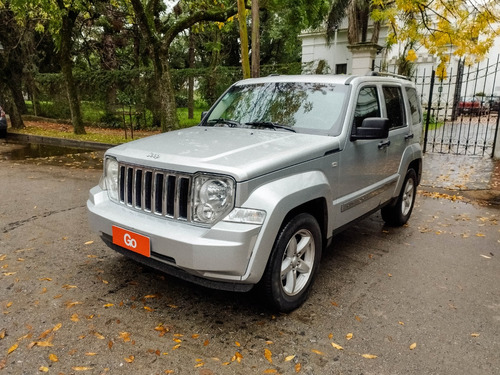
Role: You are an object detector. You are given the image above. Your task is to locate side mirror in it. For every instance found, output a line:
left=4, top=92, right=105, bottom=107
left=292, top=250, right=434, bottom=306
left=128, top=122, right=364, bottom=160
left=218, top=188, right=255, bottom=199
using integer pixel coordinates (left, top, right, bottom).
left=351, top=118, right=389, bottom=140
left=201, top=111, right=208, bottom=121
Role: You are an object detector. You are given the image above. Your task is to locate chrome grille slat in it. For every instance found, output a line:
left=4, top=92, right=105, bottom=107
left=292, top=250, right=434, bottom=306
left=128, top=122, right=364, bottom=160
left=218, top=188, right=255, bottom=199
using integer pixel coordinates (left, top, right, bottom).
left=118, top=163, right=191, bottom=221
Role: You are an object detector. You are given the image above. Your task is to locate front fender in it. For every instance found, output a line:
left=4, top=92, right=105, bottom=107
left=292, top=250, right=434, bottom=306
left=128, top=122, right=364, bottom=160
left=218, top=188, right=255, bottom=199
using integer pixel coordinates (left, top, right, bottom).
left=238, top=170, right=332, bottom=284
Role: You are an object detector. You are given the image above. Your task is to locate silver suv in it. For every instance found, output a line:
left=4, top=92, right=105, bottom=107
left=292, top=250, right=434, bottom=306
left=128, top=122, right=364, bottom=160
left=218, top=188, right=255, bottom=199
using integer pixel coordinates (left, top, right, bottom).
left=87, top=74, right=423, bottom=311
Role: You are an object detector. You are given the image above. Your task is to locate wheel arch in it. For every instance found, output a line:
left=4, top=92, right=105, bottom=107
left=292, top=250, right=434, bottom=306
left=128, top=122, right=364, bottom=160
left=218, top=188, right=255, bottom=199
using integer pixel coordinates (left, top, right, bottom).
left=280, top=198, right=328, bottom=249
left=238, top=171, right=332, bottom=284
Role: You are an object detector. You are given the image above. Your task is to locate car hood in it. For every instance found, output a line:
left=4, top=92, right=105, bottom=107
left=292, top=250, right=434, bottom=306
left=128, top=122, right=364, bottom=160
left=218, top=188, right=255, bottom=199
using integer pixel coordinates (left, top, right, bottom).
left=107, top=127, right=340, bottom=181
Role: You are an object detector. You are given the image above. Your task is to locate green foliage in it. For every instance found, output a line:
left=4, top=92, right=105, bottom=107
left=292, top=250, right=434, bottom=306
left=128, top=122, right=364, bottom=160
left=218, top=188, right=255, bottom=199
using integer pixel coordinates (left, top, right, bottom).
left=30, top=63, right=302, bottom=125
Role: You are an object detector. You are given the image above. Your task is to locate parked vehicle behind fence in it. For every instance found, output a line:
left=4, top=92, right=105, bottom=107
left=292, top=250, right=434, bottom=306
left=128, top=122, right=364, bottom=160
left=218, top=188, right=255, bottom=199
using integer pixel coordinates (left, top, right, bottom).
left=458, top=97, right=488, bottom=115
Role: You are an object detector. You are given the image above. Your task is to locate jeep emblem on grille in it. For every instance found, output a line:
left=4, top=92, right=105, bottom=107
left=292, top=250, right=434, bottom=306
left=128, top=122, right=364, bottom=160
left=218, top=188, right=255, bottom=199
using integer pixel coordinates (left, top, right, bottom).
left=146, top=152, right=160, bottom=159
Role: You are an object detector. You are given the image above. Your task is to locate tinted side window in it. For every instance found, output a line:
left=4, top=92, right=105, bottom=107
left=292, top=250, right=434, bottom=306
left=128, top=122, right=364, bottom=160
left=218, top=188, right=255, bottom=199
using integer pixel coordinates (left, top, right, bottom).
left=382, top=86, right=405, bottom=129
left=405, top=87, right=422, bottom=125
left=353, top=87, right=380, bottom=129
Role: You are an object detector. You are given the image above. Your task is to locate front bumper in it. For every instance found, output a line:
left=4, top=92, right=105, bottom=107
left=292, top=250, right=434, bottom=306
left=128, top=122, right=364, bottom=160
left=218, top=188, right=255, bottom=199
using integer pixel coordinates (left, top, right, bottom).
left=87, top=186, right=262, bottom=288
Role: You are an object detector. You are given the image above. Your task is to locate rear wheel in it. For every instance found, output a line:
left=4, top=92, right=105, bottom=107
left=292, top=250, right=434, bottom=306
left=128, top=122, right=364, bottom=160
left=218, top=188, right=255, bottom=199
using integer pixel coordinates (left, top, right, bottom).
left=262, top=213, right=322, bottom=312
left=381, top=169, right=417, bottom=226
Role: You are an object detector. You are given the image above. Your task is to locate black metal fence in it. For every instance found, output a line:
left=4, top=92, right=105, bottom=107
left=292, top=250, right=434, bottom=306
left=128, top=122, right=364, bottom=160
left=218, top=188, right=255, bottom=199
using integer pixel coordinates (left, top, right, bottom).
left=412, top=56, right=500, bottom=157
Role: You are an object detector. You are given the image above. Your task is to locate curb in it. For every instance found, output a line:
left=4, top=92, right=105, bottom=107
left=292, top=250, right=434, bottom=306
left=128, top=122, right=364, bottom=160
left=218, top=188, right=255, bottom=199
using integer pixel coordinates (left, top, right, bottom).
left=6, top=132, right=114, bottom=151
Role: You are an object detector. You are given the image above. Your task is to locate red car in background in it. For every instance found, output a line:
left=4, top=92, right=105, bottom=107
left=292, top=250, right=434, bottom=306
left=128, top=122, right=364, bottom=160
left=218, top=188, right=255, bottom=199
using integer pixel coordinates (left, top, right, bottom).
left=457, top=97, right=488, bottom=115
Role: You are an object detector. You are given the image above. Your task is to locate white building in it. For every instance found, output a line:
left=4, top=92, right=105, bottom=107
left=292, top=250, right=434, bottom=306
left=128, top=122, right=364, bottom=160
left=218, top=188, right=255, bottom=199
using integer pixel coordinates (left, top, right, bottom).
left=300, top=20, right=500, bottom=99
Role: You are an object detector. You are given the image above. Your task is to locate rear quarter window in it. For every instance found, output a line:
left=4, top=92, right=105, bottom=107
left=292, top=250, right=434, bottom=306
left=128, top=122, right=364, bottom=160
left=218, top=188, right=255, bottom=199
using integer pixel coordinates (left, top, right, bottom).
left=382, top=86, right=406, bottom=129
left=405, top=87, right=422, bottom=125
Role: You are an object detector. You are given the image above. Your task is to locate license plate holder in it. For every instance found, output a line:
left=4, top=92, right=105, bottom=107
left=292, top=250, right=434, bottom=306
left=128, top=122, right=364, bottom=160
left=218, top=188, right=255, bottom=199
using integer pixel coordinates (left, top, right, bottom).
left=112, top=226, right=151, bottom=257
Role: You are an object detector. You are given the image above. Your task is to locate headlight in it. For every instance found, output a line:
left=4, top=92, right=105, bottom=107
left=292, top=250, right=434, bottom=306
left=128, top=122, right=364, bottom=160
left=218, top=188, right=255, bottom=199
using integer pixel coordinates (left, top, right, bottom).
left=100, top=156, right=119, bottom=201
left=193, top=174, right=235, bottom=224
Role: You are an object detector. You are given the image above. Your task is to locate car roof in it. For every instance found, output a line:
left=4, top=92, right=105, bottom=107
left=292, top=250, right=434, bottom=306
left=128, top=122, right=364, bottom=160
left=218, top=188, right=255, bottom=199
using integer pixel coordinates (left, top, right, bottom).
left=234, top=74, right=414, bottom=87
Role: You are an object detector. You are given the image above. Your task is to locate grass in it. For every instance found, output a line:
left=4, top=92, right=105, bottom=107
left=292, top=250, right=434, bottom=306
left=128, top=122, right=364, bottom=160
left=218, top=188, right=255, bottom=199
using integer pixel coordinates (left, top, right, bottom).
left=15, top=103, right=207, bottom=145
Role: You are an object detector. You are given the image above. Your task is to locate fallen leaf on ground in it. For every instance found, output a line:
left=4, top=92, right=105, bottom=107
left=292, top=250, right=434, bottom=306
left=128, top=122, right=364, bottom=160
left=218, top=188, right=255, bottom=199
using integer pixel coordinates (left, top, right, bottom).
left=124, top=355, right=135, bottom=363
left=471, top=333, right=480, bottom=337
left=284, top=355, right=295, bottom=362
left=119, top=332, right=131, bottom=342
left=311, top=349, right=324, bottom=355
left=49, top=353, right=58, bottom=362
left=39, top=366, right=49, bottom=372
left=331, top=342, right=343, bottom=350
left=65, top=301, right=82, bottom=308
left=295, top=363, right=301, bottom=373
left=72, top=366, right=93, bottom=371
left=362, top=354, right=378, bottom=359
left=410, top=343, right=417, bottom=350
left=346, top=333, right=353, bottom=340
left=7, top=343, right=18, bottom=355
left=264, top=348, right=272, bottom=363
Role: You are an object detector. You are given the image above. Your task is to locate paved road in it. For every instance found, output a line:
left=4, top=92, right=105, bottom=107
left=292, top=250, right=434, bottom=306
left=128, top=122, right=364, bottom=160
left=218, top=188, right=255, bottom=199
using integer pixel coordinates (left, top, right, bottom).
left=1, top=145, right=499, bottom=375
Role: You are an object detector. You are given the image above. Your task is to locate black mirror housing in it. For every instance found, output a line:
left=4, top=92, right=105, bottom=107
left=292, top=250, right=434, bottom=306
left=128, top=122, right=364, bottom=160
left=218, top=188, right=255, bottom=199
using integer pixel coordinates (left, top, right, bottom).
left=351, top=118, right=390, bottom=140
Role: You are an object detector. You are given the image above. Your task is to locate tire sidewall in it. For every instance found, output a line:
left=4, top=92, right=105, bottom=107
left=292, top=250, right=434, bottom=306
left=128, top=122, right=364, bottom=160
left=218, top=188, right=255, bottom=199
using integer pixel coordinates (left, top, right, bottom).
left=382, top=168, right=417, bottom=226
left=396, top=169, right=417, bottom=224
left=265, top=213, right=322, bottom=312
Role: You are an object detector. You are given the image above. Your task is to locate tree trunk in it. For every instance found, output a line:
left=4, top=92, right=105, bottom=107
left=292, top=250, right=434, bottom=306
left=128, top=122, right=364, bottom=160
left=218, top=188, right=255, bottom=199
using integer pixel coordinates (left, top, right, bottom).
left=160, top=60, right=179, bottom=132
left=237, top=0, right=251, bottom=79
left=59, top=7, right=85, bottom=134
left=251, top=0, right=260, bottom=78
left=0, top=81, right=24, bottom=129
left=188, top=29, right=195, bottom=119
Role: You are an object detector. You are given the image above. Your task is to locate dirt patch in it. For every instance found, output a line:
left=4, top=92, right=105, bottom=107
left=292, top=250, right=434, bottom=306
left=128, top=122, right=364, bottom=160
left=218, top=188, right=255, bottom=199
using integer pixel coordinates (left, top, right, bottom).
left=23, top=120, right=160, bottom=139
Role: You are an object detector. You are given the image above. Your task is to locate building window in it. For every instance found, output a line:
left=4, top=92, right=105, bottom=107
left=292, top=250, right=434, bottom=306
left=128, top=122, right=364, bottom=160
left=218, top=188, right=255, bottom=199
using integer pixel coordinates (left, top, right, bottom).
left=335, top=64, right=347, bottom=75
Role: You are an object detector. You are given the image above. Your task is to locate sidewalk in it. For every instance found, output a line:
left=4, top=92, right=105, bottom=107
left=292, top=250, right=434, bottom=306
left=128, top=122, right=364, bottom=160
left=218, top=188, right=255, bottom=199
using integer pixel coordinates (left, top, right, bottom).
left=421, top=152, right=500, bottom=205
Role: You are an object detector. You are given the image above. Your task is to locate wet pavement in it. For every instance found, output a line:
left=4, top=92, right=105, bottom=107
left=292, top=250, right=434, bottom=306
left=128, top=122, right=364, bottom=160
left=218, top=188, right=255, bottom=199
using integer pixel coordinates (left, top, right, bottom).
left=1, top=146, right=499, bottom=375
left=421, top=153, right=496, bottom=191
left=1, top=138, right=499, bottom=374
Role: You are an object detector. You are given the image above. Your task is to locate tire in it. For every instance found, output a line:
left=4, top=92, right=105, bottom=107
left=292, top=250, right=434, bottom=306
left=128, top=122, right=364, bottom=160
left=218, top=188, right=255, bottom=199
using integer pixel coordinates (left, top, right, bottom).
left=381, top=169, right=417, bottom=226
left=262, top=213, right=322, bottom=312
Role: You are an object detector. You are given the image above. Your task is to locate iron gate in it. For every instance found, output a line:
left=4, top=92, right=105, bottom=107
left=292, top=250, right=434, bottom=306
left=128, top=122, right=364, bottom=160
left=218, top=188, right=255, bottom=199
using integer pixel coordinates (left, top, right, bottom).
left=415, top=56, right=500, bottom=157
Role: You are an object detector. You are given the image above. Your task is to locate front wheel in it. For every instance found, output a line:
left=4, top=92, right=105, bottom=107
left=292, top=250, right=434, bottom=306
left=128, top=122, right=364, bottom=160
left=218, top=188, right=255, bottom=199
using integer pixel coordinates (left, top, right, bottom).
left=381, top=169, right=417, bottom=226
left=261, top=213, right=322, bottom=312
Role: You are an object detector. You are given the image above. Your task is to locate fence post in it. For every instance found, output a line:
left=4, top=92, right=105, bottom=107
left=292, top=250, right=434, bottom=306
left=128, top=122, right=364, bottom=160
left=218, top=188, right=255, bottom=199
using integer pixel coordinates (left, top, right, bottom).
left=423, top=70, right=435, bottom=154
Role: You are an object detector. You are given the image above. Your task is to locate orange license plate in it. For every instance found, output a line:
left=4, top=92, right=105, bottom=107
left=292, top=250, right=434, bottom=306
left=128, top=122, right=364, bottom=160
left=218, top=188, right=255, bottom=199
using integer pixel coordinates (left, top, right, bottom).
left=112, top=226, right=151, bottom=257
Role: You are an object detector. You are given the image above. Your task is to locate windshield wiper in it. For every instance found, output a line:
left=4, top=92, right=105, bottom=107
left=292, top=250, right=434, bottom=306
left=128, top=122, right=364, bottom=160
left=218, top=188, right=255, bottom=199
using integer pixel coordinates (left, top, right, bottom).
left=245, top=121, right=296, bottom=133
left=206, top=118, right=241, bottom=127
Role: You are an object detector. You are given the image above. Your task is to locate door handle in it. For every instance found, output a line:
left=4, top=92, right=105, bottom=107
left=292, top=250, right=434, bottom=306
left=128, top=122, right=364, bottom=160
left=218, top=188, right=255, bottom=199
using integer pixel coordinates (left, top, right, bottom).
left=405, top=134, right=414, bottom=140
left=378, top=140, right=391, bottom=149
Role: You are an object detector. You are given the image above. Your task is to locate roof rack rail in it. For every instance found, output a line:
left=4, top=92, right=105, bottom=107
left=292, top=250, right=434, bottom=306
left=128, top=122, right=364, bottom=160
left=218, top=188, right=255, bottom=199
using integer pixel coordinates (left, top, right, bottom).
left=368, top=71, right=411, bottom=81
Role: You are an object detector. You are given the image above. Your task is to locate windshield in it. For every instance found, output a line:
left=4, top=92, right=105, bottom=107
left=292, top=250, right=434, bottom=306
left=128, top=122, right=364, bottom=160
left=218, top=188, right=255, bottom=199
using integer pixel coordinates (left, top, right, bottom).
left=204, top=82, right=348, bottom=134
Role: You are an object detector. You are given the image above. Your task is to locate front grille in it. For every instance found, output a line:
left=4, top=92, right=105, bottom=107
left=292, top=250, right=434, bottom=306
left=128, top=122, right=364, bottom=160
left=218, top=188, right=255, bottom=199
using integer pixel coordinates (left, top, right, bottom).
left=118, top=163, right=192, bottom=221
